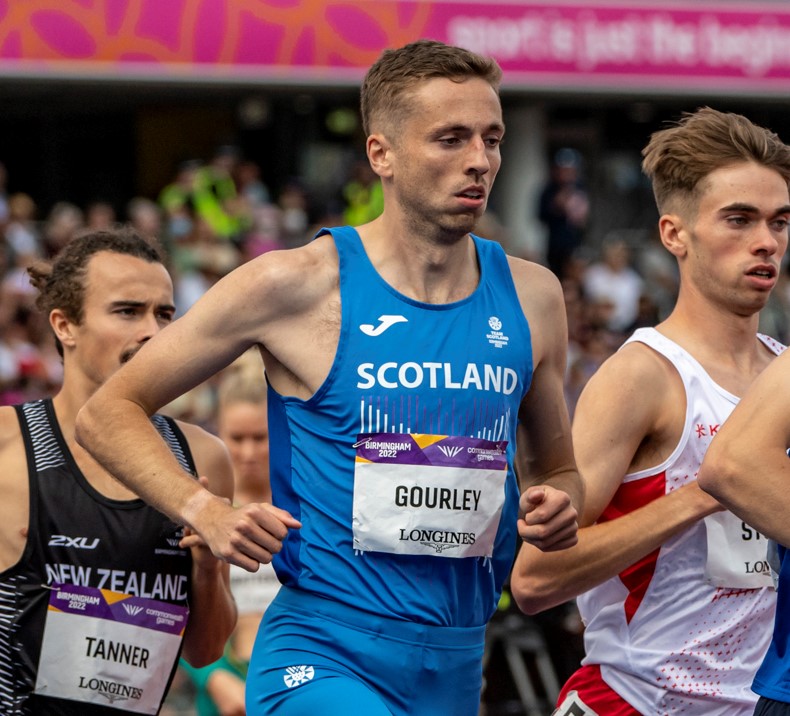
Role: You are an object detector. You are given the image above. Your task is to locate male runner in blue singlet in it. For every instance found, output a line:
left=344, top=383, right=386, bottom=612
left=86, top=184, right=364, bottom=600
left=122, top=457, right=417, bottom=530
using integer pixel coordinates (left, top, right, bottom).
left=77, top=40, right=583, bottom=715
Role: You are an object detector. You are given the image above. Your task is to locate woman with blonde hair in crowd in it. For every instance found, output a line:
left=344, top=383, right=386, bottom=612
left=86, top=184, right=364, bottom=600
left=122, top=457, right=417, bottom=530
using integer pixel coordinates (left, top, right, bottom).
left=180, top=352, right=280, bottom=716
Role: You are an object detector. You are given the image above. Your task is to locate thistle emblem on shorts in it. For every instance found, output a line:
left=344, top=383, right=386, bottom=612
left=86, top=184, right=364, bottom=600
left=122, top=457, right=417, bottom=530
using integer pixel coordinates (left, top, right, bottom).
left=284, top=665, right=315, bottom=688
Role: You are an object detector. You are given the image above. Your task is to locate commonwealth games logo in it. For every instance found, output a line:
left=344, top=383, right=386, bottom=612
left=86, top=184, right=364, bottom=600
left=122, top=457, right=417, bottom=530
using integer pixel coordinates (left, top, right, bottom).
left=283, top=665, right=315, bottom=688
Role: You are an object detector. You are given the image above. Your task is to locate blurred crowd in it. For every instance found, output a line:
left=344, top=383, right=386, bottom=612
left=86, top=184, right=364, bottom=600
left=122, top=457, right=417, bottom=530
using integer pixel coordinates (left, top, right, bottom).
left=0, top=143, right=404, bottom=415
left=535, top=145, right=790, bottom=421
left=7, top=141, right=790, bottom=428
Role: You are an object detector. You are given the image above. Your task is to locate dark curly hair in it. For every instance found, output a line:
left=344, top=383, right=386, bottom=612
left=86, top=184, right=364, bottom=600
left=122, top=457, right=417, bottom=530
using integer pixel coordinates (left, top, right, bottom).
left=27, top=226, right=165, bottom=356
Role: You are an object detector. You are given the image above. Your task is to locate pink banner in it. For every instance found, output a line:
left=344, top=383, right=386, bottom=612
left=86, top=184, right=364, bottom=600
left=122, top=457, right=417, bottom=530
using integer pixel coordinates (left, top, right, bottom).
left=1, top=1, right=790, bottom=92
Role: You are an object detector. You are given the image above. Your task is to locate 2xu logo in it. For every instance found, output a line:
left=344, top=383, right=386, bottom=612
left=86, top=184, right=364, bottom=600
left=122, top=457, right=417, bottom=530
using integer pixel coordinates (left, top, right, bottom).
left=48, top=534, right=100, bottom=550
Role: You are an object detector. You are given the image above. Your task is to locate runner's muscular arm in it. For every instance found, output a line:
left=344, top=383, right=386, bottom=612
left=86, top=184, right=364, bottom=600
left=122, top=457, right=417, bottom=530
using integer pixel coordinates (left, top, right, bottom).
left=511, top=342, right=721, bottom=615
left=509, top=259, right=583, bottom=552
left=74, top=247, right=333, bottom=570
left=176, top=423, right=237, bottom=667
left=699, top=348, right=790, bottom=544
left=0, top=407, right=29, bottom=572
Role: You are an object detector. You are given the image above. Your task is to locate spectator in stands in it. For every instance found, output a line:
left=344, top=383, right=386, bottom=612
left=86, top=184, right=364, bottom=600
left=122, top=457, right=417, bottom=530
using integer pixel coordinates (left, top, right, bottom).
left=538, top=148, right=590, bottom=279
left=582, top=237, right=644, bottom=335
left=179, top=353, right=280, bottom=716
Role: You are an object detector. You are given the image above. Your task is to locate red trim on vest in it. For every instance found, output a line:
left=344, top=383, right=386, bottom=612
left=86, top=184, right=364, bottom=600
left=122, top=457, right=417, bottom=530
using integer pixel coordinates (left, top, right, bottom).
left=599, top=472, right=667, bottom=623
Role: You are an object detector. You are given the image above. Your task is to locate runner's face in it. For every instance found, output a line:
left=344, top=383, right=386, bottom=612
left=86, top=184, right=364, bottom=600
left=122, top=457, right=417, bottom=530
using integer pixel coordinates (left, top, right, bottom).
left=67, top=252, right=175, bottom=389
left=385, top=76, right=504, bottom=241
left=684, top=161, right=790, bottom=315
left=218, top=400, right=270, bottom=489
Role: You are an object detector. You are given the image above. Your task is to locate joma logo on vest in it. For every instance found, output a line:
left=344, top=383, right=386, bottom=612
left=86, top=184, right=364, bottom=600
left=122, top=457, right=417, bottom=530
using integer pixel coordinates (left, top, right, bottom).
left=357, top=361, right=518, bottom=395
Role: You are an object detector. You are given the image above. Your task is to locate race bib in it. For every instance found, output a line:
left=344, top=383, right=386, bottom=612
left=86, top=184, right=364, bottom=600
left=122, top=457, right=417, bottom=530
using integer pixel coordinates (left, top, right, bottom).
left=352, top=433, right=508, bottom=558
left=703, top=511, right=774, bottom=589
left=34, top=583, right=188, bottom=714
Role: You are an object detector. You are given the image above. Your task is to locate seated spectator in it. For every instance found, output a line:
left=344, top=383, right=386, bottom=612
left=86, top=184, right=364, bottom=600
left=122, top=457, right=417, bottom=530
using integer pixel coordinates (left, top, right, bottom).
left=42, top=201, right=84, bottom=258
left=276, top=180, right=310, bottom=247
left=235, top=159, right=270, bottom=209
left=582, top=237, right=644, bottom=334
left=126, top=196, right=164, bottom=241
left=85, top=199, right=117, bottom=230
left=5, top=193, right=41, bottom=261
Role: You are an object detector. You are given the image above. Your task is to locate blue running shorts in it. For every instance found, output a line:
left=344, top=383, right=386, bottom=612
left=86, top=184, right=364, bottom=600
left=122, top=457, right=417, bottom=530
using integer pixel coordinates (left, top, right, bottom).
left=246, top=587, right=487, bottom=715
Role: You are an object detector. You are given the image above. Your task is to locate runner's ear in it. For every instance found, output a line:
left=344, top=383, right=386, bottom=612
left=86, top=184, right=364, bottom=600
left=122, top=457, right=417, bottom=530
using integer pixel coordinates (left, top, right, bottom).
left=367, top=134, right=392, bottom=179
left=49, top=308, right=77, bottom=349
left=657, top=214, right=687, bottom=258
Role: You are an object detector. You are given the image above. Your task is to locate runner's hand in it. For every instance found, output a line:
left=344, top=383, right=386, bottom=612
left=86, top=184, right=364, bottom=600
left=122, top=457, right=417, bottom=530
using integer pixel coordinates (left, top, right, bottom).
left=182, top=493, right=301, bottom=572
left=517, top=485, right=578, bottom=552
